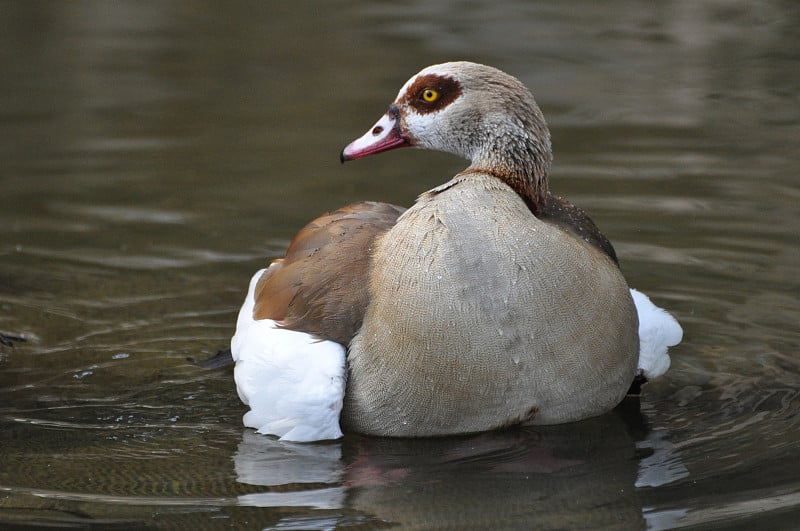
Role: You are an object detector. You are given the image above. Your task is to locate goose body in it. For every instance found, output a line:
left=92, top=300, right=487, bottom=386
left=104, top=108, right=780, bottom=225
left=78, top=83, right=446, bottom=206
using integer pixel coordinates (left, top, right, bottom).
left=345, top=172, right=637, bottom=435
left=230, top=61, right=682, bottom=441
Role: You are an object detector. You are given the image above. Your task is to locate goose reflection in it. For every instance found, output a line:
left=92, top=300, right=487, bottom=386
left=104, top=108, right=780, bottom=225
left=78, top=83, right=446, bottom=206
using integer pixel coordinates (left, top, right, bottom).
left=232, top=397, right=687, bottom=528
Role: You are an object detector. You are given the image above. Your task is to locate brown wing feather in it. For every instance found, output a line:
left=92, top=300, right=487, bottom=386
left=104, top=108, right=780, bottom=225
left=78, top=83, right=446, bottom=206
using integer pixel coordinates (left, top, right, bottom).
left=253, top=201, right=405, bottom=346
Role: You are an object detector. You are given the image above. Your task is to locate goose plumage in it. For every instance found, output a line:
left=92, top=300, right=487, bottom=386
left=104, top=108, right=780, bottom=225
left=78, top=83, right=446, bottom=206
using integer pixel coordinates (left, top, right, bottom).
left=230, top=61, right=682, bottom=441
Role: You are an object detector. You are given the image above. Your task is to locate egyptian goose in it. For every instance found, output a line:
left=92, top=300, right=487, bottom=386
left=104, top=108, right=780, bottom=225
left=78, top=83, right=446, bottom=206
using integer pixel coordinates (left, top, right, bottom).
left=231, top=61, right=682, bottom=442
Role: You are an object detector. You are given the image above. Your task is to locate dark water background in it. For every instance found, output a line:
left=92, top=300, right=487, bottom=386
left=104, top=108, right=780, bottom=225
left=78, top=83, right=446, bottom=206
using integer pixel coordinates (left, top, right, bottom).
left=1, top=1, right=798, bottom=529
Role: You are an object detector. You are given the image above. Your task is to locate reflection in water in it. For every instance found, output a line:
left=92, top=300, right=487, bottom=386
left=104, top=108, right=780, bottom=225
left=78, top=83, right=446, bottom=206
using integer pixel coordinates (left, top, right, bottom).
left=635, top=430, right=689, bottom=489
left=342, top=415, right=644, bottom=530
left=1, top=0, right=799, bottom=528
left=230, top=401, right=693, bottom=529
left=234, top=430, right=346, bottom=509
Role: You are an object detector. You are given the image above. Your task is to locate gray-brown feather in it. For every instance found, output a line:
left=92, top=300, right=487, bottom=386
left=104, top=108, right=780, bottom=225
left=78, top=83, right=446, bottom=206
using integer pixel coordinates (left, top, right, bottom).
left=343, top=174, right=638, bottom=436
left=540, top=194, right=619, bottom=265
left=251, top=192, right=618, bottom=349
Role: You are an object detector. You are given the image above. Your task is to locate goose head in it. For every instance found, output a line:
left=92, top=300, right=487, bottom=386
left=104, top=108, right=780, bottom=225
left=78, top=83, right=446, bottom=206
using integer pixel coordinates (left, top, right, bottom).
left=341, top=61, right=553, bottom=207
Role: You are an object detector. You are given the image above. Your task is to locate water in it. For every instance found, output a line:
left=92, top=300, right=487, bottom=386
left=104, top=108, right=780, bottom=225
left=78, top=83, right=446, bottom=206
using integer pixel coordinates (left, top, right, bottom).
left=1, top=1, right=798, bottom=529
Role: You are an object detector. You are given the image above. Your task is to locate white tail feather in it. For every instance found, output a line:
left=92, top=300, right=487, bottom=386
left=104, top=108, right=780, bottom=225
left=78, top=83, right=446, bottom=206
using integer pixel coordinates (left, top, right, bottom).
left=630, top=288, right=683, bottom=380
left=232, top=269, right=346, bottom=442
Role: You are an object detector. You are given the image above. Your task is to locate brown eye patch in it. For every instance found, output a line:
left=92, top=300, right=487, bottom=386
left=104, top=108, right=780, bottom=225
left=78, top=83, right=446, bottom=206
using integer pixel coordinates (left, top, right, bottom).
left=401, top=73, right=463, bottom=114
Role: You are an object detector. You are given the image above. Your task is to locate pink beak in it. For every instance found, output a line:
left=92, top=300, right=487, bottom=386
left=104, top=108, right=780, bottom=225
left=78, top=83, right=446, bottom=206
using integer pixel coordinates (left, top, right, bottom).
left=340, top=107, right=411, bottom=162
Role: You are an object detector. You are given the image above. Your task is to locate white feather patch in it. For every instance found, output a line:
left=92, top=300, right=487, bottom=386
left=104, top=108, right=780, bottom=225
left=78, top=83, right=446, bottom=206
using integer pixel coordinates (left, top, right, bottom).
left=231, top=269, right=346, bottom=442
left=630, top=288, right=683, bottom=380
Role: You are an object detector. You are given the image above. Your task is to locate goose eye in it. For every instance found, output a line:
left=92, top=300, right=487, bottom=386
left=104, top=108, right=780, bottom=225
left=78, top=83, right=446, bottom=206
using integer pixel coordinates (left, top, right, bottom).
left=420, top=88, right=440, bottom=103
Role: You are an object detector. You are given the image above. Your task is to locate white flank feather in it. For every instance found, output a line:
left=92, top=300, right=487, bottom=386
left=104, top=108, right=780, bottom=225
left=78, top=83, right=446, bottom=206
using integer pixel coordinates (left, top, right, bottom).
left=629, top=288, right=683, bottom=380
left=231, top=268, right=346, bottom=442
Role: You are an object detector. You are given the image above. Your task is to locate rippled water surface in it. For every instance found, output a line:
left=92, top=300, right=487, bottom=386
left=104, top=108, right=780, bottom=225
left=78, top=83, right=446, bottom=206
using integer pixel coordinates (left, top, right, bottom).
left=1, top=1, right=799, bottom=529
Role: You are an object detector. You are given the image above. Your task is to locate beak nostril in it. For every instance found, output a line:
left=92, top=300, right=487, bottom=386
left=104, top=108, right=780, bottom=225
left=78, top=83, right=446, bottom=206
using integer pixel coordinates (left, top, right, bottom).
left=372, top=126, right=384, bottom=135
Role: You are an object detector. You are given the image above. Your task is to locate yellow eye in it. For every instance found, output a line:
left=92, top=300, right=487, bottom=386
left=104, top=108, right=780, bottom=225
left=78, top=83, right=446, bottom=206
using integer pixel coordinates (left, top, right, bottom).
left=421, top=88, right=440, bottom=103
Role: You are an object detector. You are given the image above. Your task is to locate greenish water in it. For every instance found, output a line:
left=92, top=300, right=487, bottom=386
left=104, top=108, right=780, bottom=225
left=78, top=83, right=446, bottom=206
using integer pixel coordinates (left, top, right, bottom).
left=1, top=1, right=798, bottom=529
